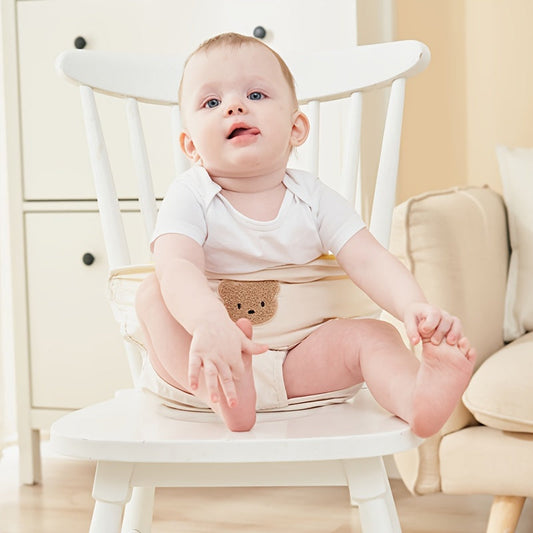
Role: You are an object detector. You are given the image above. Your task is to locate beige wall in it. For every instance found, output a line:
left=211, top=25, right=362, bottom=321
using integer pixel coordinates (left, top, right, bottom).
left=396, top=0, right=467, bottom=201
left=396, top=0, right=533, bottom=201
left=465, top=1, right=533, bottom=192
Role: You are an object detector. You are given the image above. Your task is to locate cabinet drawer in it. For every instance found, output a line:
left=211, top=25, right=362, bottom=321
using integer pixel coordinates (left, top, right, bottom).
left=17, top=0, right=356, bottom=201
left=25, top=211, right=150, bottom=409
left=18, top=0, right=179, bottom=201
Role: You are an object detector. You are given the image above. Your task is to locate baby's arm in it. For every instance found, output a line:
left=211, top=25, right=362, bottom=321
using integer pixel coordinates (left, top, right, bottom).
left=336, top=228, right=463, bottom=346
left=153, top=233, right=267, bottom=405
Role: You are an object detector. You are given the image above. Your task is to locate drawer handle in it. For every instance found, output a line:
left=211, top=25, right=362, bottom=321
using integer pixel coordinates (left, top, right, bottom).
left=253, top=26, right=267, bottom=39
left=82, top=252, right=95, bottom=266
left=74, top=36, right=87, bottom=49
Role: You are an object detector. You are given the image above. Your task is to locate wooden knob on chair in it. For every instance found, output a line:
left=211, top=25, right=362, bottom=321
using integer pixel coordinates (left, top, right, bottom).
left=74, top=36, right=87, bottom=49
left=82, top=252, right=95, bottom=266
left=253, top=26, right=267, bottom=39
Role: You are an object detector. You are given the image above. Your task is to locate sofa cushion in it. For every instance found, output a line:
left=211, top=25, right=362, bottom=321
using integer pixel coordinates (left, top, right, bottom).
left=440, top=425, right=533, bottom=497
left=463, top=331, right=533, bottom=433
left=496, top=146, right=533, bottom=342
left=389, top=186, right=509, bottom=369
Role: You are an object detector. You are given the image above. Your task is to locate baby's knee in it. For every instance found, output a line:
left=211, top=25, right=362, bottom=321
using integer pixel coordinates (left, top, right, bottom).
left=358, top=318, right=403, bottom=348
left=375, top=319, right=403, bottom=339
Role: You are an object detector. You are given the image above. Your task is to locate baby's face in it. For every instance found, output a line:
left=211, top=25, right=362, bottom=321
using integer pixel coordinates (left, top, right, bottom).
left=179, top=43, right=307, bottom=179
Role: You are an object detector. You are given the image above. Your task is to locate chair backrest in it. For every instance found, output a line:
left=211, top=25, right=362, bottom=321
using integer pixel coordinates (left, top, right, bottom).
left=56, top=41, right=429, bottom=272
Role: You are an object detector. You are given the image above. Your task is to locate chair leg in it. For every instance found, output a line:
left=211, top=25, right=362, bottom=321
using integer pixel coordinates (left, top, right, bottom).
left=344, top=457, right=401, bottom=533
left=121, top=486, right=155, bottom=533
left=90, top=501, right=126, bottom=533
left=18, top=428, right=42, bottom=484
left=486, top=495, right=526, bottom=533
left=89, top=461, right=134, bottom=533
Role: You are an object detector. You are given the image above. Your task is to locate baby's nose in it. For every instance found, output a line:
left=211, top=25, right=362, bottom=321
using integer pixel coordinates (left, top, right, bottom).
left=227, top=105, right=244, bottom=116
left=225, top=97, right=247, bottom=116
left=247, top=309, right=255, bottom=315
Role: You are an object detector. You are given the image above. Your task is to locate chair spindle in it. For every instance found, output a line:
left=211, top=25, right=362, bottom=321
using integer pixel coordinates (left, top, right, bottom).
left=125, top=98, right=158, bottom=242
left=171, top=105, right=190, bottom=175
left=80, top=85, right=130, bottom=269
left=306, top=100, right=320, bottom=176
left=369, top=77, right=406, bottom=248
left=340, top=92, right=363, bottom=209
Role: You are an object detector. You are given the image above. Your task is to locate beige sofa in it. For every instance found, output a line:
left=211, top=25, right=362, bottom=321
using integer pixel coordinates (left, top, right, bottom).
left=386, top=185, right=533, bottom=533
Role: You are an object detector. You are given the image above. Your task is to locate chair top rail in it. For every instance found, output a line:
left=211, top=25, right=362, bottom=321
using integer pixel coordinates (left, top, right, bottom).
left=55, top=40, right=429, bottom=106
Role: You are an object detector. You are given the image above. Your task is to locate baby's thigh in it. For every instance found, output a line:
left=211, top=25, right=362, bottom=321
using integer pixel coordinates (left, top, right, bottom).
left=135, top=272, right=162, bottom=313
left=282, top=318, right=386, bottom=398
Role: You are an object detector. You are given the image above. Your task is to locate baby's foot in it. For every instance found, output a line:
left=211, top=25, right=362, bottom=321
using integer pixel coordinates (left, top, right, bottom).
left=410, top=336, right=476, bottom=438
left=217, top=318, right=257, bottom=432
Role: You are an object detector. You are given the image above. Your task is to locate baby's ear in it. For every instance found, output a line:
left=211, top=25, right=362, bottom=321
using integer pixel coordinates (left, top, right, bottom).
left=179, top=131, right=201, bottom=162
left=290, top=110, right=310, bottom=148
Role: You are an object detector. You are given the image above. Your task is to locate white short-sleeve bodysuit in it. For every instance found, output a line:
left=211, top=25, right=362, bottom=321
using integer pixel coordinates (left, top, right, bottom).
left=151, top=165, right=365, bottom=273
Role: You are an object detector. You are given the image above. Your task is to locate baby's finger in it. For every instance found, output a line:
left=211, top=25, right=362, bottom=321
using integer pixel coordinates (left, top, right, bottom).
left=229, top=356, right=245, bottom=381
left=217, top=364, right=239, bottom=408
left=203, top=359, right=220, bottom=404
left=445, top=317, right=462, bottom=344
left=188, top=353, right=203, bottom=391
left=419, top=309, right=440, bottom=336
left=430, top=314, right=452, bottom=345
left=242, top=337, right=269, bottom=356
left=404, top=313, right=420, bottom=345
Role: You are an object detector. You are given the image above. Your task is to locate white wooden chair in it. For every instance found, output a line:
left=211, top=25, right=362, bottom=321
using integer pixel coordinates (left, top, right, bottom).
left=52, top=40, right=430, bottom=533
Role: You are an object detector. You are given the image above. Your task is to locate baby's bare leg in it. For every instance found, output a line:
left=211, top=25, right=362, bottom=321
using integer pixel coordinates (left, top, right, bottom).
left=283, top=318, right=475, bottom=438
left=135, top=273, right=257, bottom=431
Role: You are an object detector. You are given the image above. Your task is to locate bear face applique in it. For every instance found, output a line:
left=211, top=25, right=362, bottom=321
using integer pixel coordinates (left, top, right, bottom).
left=218, top=280, right=280, bottom=325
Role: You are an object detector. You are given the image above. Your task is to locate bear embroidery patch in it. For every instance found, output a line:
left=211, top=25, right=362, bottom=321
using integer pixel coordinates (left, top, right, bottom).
left=218, top=280, right=280, bottom=325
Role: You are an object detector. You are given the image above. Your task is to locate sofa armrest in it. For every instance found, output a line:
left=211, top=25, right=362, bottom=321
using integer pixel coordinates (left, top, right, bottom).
left=385, top=185, right=509, bottom=494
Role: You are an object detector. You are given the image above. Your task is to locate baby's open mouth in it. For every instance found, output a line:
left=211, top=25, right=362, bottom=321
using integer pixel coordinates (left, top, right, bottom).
left=227, top=126, right=260, bottom=139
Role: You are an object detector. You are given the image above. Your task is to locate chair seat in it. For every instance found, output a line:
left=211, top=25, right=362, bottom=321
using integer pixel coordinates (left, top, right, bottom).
left=51, top=388, right=420, bottom=464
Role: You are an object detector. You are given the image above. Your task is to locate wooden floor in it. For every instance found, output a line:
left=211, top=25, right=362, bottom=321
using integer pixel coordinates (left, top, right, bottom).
left=1, top=444, right=532, bottom=533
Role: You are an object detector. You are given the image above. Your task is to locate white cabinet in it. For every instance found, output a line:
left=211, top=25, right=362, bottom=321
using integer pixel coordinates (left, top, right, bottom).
left=17, top=0, right=357, bottom=200
left=0, top=0, right=358, bottom=484
left=25, top=211, right=149, bottom=408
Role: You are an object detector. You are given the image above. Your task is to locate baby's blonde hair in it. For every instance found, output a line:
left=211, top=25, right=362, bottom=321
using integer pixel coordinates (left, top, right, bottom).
left=178, top=32, right=298, bottom=107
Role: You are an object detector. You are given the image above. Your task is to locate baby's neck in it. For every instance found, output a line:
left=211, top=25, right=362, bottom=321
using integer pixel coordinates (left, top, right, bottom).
left=213, top=172, right=287, bottom=222
left=211, top=168, right=286, bottom=195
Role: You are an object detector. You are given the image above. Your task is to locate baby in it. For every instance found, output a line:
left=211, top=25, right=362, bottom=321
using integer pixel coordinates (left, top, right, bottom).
left=135, top=32, right=476, bottom=436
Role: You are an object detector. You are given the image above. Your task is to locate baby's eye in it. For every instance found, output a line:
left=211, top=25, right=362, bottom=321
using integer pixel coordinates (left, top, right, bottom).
left=237, top=303, right=242, bottom=310
left=204, top=98, right=221, bottom=109
left=248, top=91, right=265, bottom=101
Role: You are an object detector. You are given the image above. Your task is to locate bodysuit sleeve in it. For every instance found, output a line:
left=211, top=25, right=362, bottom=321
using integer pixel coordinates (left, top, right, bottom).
left=150, top=178, right=208, bottom=251
left=314, top=181, right=366, bottom=255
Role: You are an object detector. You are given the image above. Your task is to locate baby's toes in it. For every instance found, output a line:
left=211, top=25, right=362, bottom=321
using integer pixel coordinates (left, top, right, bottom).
left=465, top=347, right=477, bottom=365
left=458, top=336, right=471, bottom=356
left=236, top=317, right=253, bottom=340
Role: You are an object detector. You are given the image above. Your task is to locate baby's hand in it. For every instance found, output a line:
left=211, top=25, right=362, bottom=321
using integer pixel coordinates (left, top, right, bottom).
left=188, top=316, right=268, bottom=407
left=403, top=302, right=463, bottom=346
